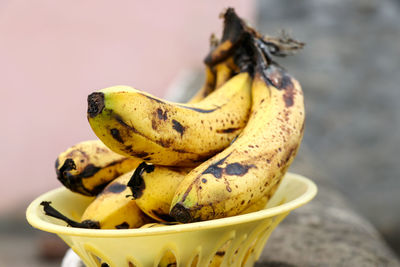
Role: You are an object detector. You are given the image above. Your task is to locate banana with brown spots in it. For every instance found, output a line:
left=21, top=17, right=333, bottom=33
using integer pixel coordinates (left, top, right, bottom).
left=127, top=162, right=191, bottom=222
left=80, top=163, right=193, bottom=228
left=170, top=39, right=305, bottom=223
left=189, top=57, right=236, bottom=103
left=87, top=72, right=252, bottom=167
left=41, top=171, right=152, bottom=229
left=79, top=171, right=152, bottom=229
left=55, top=139, right=142, bottom=196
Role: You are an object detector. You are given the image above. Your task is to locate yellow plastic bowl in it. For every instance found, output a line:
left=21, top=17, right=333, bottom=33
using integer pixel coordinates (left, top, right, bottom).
left=26, top=172, right=317, bottom=267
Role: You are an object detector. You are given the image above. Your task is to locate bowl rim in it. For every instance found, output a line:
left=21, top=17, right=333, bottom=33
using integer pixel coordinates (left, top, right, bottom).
left=26, top=172, right=317, bottom=237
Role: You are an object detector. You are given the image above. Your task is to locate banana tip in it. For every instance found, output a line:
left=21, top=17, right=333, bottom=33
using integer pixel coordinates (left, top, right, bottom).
left=87, top=92, right=105, bottom=118
left=170, top=203, right=192, bottom=223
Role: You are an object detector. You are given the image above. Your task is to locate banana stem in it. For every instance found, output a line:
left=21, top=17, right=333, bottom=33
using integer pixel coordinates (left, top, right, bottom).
left=204, top=8, right=304, bottom=70
left=40, top=201, right=99, bottom=229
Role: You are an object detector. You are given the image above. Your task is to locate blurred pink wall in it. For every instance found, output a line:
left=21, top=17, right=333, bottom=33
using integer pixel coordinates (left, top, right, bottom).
left=0, top=1, right=255, bottom=212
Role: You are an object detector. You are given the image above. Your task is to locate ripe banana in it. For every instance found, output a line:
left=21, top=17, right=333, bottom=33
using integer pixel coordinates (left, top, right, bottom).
left=55, top=140, right=142, bottom=196
left=56, top=55, right=228, bottom=196
left=127, top=162, right=190, bottom=222
left=41, top=171, right=152, bottom=229
left=87, top=72, right=252, bottom=166
left=81, top=162, right=193, bottom=227
left=214, top=58, right=234, bottom=89
left=239, top=181, right=281, bottom=215
left=170, top=41, right=305, bottom=223
left=80, top=171, right=152, bottom=229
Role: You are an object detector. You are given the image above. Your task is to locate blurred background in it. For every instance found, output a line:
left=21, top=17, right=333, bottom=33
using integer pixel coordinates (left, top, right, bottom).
left=1, top=0, right=399, bottom=265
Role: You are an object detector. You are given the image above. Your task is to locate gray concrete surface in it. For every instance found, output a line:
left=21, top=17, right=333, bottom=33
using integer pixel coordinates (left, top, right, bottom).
left=255, top=0, right=400, bottom=254
left=255, top=149, right=399, bottom=266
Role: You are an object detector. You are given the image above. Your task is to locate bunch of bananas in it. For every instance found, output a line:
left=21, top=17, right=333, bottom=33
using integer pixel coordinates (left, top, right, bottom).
left=42, top=8, right=305, bottom=239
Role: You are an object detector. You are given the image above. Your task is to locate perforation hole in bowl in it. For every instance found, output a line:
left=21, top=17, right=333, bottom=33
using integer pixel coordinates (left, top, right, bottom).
left=241, top=229, right=268, bottom=267
left=239, top=220, right=274, bottom=266
left=190, top=254, right=199, bottom=267
left=157, top=249, right=177, bottom=267
left=209, top=240, right=230, bottom=267
left=83, top=244, right=104, bottom=266
left=189, top=238, right=232, bottom=267
left=128, top=261, right=138, bottom=267
left=227, top=233, right=248, bottom=266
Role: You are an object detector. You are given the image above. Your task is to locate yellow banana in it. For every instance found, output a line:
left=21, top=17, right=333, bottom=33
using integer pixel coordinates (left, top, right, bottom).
left=41, top=172, right=152, bottom=229
left=81, top=162, right=192, bottom=227
left=55, top=140, right=142, bottom=196
left=127, top=160, right=271, bottom=223
left=239, top=181, right=281, bottom=215
left=79, top=171, right=152, bottom=229
left=87, top=72, right=252, bottom=166
left=214, top=57, right=234, bottom=89
left=189, top=58, right=236, bottom=103
left=170, top=41, right=305, bottom=223
left=56, top=54, right=227, bottom=196
left=127, top=162, right=191, bottom=222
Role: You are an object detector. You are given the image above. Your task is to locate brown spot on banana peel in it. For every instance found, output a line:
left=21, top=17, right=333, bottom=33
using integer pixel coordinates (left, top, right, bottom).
left=224, top=177, right=232, bottom=192
left=110, top=128, right=124, bottom=143
left=172, top=119, right=185, bottom=137
left=115, top=222, right=130, bottom=229
left=201, top=155, right=254, bottom=179
left=225, top=162, right=255, bottom=176
left=113, top=111, right=202, bottom=155
left=263, top=64, right=292, bottom=88
left=80, top=164, right=102, bottom=178
left=151, top=118, right=158, bottom=131
left=172, top=159, right=255, bottom=222
left=255, top=54, right=296, bottom=108
left=156, top=108, right=168, bottom=120
left=134, top=152, right=149, bottom=158
left=103, top=182, right=126, bottom=194
left=216, top=127, right=241, bottom=134
left=201, top=154, right=231, bottom=178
